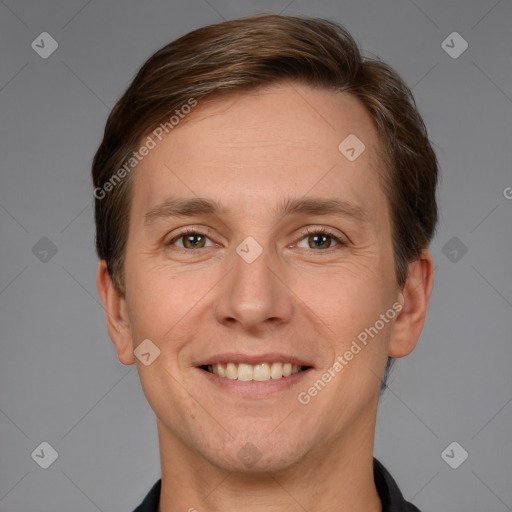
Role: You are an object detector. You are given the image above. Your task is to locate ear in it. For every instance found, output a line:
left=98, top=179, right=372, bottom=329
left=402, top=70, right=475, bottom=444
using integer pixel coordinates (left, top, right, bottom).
left=96, top=260, right=135, bottom=365
left=388, top=249, right=434, bottom=358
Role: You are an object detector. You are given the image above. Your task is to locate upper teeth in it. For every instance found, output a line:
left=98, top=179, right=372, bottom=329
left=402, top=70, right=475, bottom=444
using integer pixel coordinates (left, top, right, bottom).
left=206, top=362, right=304, bottom=381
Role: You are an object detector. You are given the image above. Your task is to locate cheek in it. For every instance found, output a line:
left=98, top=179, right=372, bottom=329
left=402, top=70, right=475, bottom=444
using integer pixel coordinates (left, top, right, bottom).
left=124, top=255, right=219, bottom=357
left=125, top=275, right=182, bottom=339
left=327, top=267, right=387, bottom=317
left=316, top=270, right=394, bottom=365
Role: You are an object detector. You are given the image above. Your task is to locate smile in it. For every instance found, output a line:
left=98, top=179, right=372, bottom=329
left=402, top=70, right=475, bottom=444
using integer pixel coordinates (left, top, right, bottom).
left=201, top=362, right=308, bottom=381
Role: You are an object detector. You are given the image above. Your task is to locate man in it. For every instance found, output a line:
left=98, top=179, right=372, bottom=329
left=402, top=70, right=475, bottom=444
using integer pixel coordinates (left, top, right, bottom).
left=93, top=14, right=437, bottom=512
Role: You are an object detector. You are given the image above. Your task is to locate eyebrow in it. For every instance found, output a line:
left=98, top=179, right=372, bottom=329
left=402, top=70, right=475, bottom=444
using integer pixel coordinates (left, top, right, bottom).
left=144, top=196, right=368, bottom=226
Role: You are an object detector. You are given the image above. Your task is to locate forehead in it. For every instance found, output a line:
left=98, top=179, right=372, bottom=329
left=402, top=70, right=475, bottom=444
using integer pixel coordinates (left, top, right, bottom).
left=132, top=83, right=387, bottom=221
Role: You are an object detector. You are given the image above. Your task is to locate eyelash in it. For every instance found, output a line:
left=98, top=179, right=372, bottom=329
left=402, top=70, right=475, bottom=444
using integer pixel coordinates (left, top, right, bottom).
left=166, top=226, right=347, bottom=252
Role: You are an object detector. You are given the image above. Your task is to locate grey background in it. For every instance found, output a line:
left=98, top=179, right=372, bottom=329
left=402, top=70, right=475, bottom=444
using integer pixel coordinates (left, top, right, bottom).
left=0, top=0, right=511, bottom=511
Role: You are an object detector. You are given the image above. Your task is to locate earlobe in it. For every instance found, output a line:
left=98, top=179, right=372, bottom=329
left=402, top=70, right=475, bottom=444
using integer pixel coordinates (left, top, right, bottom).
left=96, top=260, right=135, bottom=365
left=388, top=249, right=434, bottom=358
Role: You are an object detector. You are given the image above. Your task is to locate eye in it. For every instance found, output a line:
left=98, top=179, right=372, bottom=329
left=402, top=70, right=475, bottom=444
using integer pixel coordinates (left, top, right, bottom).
left=167, top=228, right=215, bottom=249
left=296, top=227, right=347, bottom=251
left=166, top=227, right=347, bottom=251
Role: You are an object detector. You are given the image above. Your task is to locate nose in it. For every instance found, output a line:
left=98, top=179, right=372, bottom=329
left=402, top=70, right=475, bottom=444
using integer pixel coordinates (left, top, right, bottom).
left=213, top=240, right=294, bottom=335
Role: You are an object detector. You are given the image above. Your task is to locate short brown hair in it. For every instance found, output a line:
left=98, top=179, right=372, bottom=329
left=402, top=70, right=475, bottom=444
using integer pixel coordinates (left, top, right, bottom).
left=92, top=14, right=438, bottom=383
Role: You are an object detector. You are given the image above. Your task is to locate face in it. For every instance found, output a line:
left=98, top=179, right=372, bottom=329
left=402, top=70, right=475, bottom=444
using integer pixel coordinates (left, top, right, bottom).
left=110, top=83, right=407, bottom=471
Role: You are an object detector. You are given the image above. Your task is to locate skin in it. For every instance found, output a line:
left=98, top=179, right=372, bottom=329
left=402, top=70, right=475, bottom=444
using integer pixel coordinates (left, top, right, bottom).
left=97, top=82, right=433, bottom=512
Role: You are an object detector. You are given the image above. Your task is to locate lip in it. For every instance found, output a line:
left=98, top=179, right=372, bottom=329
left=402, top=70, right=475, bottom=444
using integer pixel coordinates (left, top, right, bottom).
left=197, top=365, right=313, bottom=398
left=193, top=352, right=314, bottom=368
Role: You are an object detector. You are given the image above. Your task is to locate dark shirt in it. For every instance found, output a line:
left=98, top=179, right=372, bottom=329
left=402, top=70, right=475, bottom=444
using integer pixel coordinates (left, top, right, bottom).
left=133, top=457, right=421, bottom=512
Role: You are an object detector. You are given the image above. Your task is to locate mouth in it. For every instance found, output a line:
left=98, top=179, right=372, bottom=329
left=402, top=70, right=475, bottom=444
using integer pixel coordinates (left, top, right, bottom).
left=199, top=362, right=312, bottom=382
left=194, top=353, right=314, bottom=396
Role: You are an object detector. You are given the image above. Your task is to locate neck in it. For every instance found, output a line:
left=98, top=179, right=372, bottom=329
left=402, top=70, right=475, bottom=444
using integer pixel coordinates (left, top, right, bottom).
left=156, top=412, right=382, bottom=512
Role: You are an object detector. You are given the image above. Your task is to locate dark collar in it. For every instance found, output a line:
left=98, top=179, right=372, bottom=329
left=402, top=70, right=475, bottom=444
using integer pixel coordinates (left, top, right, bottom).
left=373, top=458, right=421, bottom=512
left=133, top=457, right=421, bottom=512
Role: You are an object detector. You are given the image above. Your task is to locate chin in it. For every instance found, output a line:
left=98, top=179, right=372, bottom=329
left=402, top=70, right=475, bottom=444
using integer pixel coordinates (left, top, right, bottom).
left=202, top=433, right=310, bottom=474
